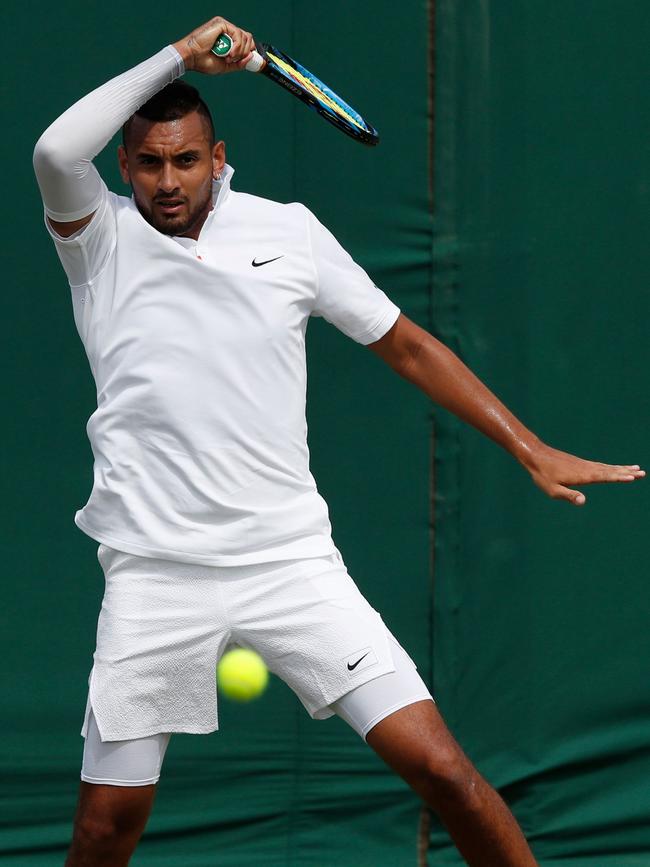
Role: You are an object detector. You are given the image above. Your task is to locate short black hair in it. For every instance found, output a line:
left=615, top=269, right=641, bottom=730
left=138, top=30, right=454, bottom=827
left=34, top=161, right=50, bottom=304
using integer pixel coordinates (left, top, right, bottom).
left=122, top=81, right=215, bottom=148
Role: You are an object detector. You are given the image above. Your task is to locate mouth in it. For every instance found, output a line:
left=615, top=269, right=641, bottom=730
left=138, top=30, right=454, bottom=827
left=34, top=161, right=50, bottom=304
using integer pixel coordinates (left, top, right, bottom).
left=155, top=199, right=186, bottom=215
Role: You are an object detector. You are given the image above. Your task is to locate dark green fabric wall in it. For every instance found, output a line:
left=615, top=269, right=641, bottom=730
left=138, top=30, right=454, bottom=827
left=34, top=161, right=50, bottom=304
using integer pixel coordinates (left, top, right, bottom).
left=5, top=1, right=648, bottom=864
left=2, top=2, right=432, bottom=865
left=429, top=2, right=650, bottom=864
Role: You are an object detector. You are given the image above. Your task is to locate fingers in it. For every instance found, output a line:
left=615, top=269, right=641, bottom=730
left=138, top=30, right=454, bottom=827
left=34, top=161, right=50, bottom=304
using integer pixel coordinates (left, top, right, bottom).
left=215, top=21, right=253, bottom=64
left=230, top=51, right=256, bottom=72
left=544, top=461, right=645, bottom=506
left=586, top=463, right=645, bottom=484
left=528, top=444, right=644, bottom=507
left=181, top=18, right=255, bottom=74
left=213, top=28, right=255, bottom=74
left=554, top=455, right=645, bottom=485
left=619, top=464, right=645, bottom=477
left=224, top=31, right=255, bottom=65
left=551, top=485, right=586, bottom=506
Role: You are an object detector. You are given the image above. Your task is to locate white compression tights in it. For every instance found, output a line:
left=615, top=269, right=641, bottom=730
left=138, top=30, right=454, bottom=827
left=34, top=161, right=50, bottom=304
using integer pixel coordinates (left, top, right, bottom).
left=81, top=637, right=433, bottom=786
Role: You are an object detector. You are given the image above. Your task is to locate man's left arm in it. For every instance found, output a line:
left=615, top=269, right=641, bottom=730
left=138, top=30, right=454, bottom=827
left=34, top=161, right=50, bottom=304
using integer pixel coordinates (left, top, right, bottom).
left=368, top=314, right=645, bottom=506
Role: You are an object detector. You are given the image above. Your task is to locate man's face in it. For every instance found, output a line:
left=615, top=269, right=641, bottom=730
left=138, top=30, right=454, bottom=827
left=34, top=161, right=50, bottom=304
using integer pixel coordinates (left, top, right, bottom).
left=118, top=111, right=225, bottom=241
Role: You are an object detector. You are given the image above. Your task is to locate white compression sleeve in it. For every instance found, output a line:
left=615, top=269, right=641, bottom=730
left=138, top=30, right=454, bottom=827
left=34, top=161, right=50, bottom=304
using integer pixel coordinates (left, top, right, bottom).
left=33, top=46, right=184, bottom=222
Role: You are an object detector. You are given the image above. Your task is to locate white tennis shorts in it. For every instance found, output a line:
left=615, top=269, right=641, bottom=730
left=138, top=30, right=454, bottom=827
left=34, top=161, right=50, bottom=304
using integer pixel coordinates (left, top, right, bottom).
left=80, top=543, right=433, bottom=783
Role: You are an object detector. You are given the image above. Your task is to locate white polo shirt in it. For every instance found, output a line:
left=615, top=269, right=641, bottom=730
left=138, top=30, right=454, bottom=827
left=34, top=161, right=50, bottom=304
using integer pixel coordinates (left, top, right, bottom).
left=47, top=164, right=400, bottom=565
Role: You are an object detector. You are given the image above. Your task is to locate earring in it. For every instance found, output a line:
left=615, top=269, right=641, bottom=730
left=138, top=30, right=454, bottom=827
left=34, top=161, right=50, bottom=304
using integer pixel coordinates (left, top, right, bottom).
left=215, top=171, right=222, bottom=181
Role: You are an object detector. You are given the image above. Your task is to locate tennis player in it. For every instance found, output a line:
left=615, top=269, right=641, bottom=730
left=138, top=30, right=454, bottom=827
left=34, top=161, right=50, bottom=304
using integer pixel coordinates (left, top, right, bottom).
left=33, top=16, right=643, bottom=867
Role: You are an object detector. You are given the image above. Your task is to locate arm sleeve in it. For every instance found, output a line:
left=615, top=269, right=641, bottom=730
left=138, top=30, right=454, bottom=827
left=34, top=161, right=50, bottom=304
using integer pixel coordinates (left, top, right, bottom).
left=307, top=208, right=401, bottom=344
left=32, top=45, right=184, bottom=222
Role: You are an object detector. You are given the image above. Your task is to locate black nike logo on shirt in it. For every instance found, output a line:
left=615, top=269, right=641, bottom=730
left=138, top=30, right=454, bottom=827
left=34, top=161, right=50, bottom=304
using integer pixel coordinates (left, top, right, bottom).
left=252, top=255, right=284, bottom=267
left=347, top=652, right=370, bottom=671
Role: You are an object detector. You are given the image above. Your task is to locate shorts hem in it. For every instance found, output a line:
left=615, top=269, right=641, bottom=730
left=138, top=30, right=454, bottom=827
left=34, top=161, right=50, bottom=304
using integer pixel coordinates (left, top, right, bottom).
left=80, top=773, right=160, bottom=787
left=361, top=692, right=434, bottom=741
left=84, top=723, right=218, bottom=742
left=82, top=677, right=220, bottom=742
left=310, top=662, right=397, bottom=720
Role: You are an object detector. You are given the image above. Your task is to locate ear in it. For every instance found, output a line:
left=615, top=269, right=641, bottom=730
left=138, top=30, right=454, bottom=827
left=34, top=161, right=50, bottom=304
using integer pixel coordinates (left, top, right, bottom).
left=212, top=140, right=226, bottom=179
left=117, top=145, right=130, bottom=184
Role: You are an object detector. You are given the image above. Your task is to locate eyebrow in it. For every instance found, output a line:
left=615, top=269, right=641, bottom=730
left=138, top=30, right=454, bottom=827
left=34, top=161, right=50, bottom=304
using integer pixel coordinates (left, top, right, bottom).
left=136, top=149, right=203, bottom=160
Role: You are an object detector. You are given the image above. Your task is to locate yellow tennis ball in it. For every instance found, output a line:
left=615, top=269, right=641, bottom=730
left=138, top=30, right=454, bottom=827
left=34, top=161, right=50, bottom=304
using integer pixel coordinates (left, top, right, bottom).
left=217, top=648, right=269, bottom=702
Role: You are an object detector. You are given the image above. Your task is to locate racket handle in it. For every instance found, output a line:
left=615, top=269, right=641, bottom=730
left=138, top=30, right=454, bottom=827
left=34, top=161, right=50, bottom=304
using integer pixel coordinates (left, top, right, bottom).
left=211, top=33, right=266, bottom=73
left=244, top=52, right=266, bottom=73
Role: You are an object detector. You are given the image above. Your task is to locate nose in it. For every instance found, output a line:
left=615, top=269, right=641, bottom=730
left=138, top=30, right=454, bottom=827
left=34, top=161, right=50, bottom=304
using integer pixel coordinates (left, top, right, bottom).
left=158, top=160, right=180, bottom=194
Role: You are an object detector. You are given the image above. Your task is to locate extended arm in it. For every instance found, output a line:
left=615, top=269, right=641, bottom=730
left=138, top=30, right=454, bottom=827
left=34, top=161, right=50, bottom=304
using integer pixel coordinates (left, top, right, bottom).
left=369, top=314, right=644, bottom=505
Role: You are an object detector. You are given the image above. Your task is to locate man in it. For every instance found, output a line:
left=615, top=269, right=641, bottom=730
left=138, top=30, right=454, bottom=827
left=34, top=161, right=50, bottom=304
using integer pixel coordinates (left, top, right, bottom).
left=33, top=16, right=643, bottom=867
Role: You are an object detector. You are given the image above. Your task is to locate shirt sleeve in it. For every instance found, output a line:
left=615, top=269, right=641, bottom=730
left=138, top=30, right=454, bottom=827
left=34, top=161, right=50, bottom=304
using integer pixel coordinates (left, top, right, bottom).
left=306, top=208, right=400, bottom=344
left=44, top=183, right=116, bottom=288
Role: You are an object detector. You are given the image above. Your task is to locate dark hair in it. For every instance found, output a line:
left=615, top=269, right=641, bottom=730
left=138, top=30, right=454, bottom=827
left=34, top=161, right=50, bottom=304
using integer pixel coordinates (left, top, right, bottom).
left=122, top=81, right=215, bottom=148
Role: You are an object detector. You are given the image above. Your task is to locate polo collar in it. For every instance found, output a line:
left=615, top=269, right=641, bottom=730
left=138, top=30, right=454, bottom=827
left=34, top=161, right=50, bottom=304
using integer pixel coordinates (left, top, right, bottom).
left=164, top=163, right=235, bottom=250
left=211, top=162, right=234, bottom=210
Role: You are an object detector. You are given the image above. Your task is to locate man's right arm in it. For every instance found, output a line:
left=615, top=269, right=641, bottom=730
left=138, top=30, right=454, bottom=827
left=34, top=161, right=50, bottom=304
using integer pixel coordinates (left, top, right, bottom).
left=33, top=17, right=255, bottom=239
left=33, top=45, right=184, bottom=238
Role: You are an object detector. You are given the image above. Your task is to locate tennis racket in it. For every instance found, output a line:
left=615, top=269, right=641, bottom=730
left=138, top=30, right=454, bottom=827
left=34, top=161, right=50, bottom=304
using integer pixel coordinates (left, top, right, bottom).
left=212, top=33, right=379, bottom=146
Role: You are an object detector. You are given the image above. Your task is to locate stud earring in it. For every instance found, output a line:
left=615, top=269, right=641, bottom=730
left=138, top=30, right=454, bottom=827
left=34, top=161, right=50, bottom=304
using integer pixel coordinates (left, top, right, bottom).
left=215, top=171, right=222, bottom=181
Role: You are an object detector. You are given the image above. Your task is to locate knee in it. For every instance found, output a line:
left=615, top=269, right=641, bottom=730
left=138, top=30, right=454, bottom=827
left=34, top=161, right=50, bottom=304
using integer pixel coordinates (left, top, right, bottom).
left=72, top=802, right=147, bottom=848
left=68, top=812, right=145, bottom=867
left=416, top=751, right=483, bottom=814
left=72, top=814, right=121, bottom=850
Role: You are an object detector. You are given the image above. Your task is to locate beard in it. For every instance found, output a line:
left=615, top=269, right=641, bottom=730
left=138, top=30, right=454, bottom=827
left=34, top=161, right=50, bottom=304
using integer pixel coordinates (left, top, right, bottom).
left=133, top=184, right=213, bottom=238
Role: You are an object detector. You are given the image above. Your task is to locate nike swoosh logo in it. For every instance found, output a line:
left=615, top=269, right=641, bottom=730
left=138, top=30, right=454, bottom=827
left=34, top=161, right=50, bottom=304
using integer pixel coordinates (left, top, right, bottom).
left=252, top=255, right=284, bottom=267
left=347, top=652, right=370, bottom=671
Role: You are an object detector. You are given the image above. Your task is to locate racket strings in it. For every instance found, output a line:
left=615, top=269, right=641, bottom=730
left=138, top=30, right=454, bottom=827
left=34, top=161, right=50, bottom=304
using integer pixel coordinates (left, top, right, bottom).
left=266, top=51, right=369, bottom=132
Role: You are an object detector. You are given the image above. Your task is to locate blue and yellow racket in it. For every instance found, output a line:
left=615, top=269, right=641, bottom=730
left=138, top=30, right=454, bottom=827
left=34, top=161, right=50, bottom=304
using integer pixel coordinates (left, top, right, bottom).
left=212, top=34, right=379, bottom=146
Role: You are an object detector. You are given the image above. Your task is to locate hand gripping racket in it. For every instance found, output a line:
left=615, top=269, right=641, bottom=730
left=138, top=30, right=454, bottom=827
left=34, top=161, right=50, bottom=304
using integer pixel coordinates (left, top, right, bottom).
left=212, top=33, right=379, bottom=146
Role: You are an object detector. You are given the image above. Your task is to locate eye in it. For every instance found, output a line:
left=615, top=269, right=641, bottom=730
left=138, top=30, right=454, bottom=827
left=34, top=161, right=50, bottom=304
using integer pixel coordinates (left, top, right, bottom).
left=179, top=154, right=198, bottom=165
left=137, top=155, right=158, bottom=165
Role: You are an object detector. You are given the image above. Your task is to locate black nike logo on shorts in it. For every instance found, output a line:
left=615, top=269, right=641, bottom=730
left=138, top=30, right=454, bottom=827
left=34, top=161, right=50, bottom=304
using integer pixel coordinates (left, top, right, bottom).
left=252, top=256, right=284, bottom=267
left=347, top=652, right=370, bottom=671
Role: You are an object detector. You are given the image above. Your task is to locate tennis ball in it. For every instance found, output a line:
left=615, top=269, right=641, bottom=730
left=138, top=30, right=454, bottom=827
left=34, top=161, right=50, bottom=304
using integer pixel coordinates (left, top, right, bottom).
left=217, top=648, right=269, bottom=702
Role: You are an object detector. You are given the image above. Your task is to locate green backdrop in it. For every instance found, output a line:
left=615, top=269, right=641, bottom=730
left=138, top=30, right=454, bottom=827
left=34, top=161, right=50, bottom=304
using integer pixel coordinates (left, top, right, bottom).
left=429, top=2, right=650, bottom=864
left=3, top=1, right=649, bottom=865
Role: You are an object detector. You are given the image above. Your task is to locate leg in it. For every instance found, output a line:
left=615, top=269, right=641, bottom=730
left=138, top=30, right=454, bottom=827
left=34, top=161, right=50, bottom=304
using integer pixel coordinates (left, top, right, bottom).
left=65, top=781, right=157, bottom=866
left=366, top=699, right=538, bottom=867
left=331, top=638, right=537, bottom=866
left=65, top=708, right=171, bottom=865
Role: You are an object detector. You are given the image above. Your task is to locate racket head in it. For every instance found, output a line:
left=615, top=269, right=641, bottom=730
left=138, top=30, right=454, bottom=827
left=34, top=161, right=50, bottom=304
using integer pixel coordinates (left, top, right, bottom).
left=257, top=43, right=379, bottom=146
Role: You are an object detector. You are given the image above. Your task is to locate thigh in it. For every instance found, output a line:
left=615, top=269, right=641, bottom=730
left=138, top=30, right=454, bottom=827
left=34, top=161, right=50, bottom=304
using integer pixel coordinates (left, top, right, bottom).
left=87, top=545, right=230, bottom=741
left=330, top=634, right=434, bottom=740
left=329, top=635, right=477, bottom=801
left=81, top=708, right=172, bottom=787
left=231, top=551, right=398, bottom=721
left=365, top=695, right=476, bottom=797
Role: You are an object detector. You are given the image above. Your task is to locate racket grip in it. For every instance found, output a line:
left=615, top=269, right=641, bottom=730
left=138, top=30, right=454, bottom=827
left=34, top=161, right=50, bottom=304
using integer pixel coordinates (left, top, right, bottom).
left=211, top=33, right=266, bottom=72
left=244, top=52, right=265, bottom=73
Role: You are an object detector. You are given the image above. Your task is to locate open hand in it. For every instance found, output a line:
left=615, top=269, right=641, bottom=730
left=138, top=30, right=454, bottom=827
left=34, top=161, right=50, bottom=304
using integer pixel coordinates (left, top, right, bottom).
left=174, top=17, right=255, bottom=75
left=522, top=442, right=645, bottom=506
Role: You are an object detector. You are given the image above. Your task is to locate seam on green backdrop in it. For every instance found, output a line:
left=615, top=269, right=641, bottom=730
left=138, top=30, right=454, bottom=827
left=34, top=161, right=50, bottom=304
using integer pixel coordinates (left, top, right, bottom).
left=424, top=6, right=437, bottom=863
left=427, top=0, right=436, bottom=699
left=431, top=0, right=463, bottom=738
